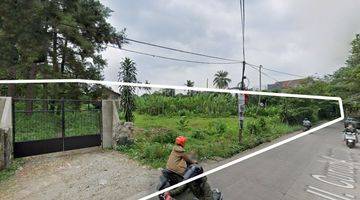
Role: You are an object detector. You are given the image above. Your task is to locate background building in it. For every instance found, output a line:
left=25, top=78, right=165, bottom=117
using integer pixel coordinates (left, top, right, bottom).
left=267, top=78, right=307, bottom=91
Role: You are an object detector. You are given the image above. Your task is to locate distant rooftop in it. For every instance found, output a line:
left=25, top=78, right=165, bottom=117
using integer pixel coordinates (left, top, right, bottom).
left=267, top=78, right=307, bottom=91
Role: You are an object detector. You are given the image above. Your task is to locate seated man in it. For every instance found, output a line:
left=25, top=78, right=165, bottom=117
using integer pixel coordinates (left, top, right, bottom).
left=345, top=123, right=358, bottom=134
left=166, top=136, right=197, bottom=180
left=164, top=164, right=222, bottom=200
left=303, top=118, right=312, bottom=127
left=344, top=124, right=358, bottom=142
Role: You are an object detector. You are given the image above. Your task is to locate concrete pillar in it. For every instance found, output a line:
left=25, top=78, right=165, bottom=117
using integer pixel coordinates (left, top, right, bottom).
left=0, top=97, right=13, bottom=169
left=102, top=100, right=113, bottom=148
left=0, top=129, right=5, bottom=170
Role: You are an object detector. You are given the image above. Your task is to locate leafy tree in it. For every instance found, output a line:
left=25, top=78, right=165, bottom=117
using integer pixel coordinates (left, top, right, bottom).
left=282, top=34, right=360, bottom=116
left=118, top=58, right=137, bottom=122
left=0, top=0, right=125, bottom=105
left=213, top=70, right=231, bottom=89
left=346, top=34, right=360, bottom=68
left=162, top=89, right=176, bottom=97
left=185, top=80, right=195, bottom=96
left=140, top=80, right=151, bottom=94
left=330, top=34, right=360, bottom=115
left=0, top=0, right=46, bottom=99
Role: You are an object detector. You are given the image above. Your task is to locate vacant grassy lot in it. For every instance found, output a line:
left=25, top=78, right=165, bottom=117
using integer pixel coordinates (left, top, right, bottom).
left=118, top=113, right=300, bottom=168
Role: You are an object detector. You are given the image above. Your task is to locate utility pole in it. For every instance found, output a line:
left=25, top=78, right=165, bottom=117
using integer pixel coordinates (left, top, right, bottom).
left=258, top=65, right=262, bottom=105
left=238, top=0, right=246, bottom=144
left=238, top=61, right=246, bottom=143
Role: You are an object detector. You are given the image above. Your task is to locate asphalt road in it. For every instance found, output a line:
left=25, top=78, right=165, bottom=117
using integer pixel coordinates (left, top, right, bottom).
left=207, top=123, right=360, bottom=200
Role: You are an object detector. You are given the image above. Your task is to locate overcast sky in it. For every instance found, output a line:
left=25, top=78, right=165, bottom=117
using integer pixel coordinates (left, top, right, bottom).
left=100, top=0, right=360, bottom=89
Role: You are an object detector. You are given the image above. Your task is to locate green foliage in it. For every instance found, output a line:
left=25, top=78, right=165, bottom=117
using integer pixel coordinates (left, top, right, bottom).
left=247, top=120, right=259, bottom=135
left=281, top=34, right=360, bottom=116
left=176, top=116, right=189, bottom=131
left=213, top=70, right=231, bottom=89
left=192, top=129, right=206, bottom=139
left=0, top=0, right=124, bottom=100
left=15, top=111, right=100, bottom=142
left=152, top=130, right=178, bottom=144
left=117, top=114, right=299, bottom=168
left=209, top=120, right=227, bottom=135
left=0, top=159, right=24, bottom=183
left=161, top=89, right=176, bottom=97
left=118, top=58, right=137, bottom=122
left=245, top=105, right=282, bottom=118
left=185, top=80, right=195, bottom=96
left=330, top=64, right=360, bottom=114
left=143, top=142, right=171, bottom=161
left=135, top=93, right=237, bottom=117
left=246, top=117, right=268, bottom=136
left=346, top=34, right=360, bottom=67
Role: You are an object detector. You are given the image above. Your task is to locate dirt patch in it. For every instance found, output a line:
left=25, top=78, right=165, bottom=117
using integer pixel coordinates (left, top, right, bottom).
left=0, top=147, right=159, bottom=200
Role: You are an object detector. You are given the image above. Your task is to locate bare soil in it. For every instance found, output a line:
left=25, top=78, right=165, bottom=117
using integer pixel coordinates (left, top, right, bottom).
left=0, top=147, right=159, bottom=200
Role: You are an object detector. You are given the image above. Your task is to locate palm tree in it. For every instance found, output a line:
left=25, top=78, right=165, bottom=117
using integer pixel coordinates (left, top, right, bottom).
left=185, top=80, right=194, bottom=87
left=118, top=58, right=137, bottom=122
left=140, top=80, right=151, bottom=94
left=185, top=80, right=195, bottom=96
left=213, top=70, right=231, bottom=89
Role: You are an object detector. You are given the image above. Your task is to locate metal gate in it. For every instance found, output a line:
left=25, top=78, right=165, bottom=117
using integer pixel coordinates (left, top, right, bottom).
left=13, top=98, right=102, bottom=158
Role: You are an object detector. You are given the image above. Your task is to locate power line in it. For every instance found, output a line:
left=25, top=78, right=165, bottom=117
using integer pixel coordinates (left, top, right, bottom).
left=261, top=71, right=280, bottom=82
left=59, top=21, right=304, bottom=79
left=246, top=62, right=304, bottom=78
left=247, top=64, right=279, bottom=82
left=59, top=22, right=243, bottom=62
left=126, top=36, right=305, bottom=79
left=107, top=45, right=242, bottom=65
left=124, top=38, right=242, bottom=62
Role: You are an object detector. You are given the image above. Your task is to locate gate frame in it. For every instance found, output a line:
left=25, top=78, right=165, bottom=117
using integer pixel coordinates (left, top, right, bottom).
left=13, top=98, right=102, bottom=158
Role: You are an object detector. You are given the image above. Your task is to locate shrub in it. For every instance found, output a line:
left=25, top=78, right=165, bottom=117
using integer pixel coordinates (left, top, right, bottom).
left=208, top=120, right=227, bottom=135
left=135, top=93, right=237, bottom=117
left=152, top=130, right=178, bottom=144
left=245, top=105, right=282, bottom=118
left=258, top=117, right=267, bottom=130
left=246, top=120, right=260, bottom=135
left=177, top=116, right=189, bottom=131
left=143, top=142, right=170, bottom=160
left=245, top=117, right=268, bottom=136
left=285, top=107, right=315, bottom=125
left=117, top=114, right=302, bottom=168
left=192, top=129, right=206, bottom=139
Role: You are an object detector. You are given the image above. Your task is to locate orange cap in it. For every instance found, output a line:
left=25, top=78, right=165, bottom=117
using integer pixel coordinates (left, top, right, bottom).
left=175, top=136, right=187, bottom=147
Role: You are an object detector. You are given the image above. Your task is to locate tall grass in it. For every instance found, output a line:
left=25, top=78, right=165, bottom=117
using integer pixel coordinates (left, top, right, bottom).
left=119, top=113, right=300, bottom=168
left=135, top=93, right=337, bottom=125
left=115, top=94, right=337, bottom=168
left=135, top=93, right=237, bottom=117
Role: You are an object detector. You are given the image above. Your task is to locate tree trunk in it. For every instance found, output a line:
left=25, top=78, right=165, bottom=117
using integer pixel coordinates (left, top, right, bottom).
left=7, top=66, right=16, bottom=98
left=60, top=39, right=67, bottom=75
left=42, top=55, right=49, bottom=110
left=60, top=39, right=67, bottom=97
left=42, top=18, right=49, bottom=110
left=51, top=29, right=60, bottom=114
left=25, top=64, right=37, bottom=115
left=52, top=29, right=59, bottom=101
